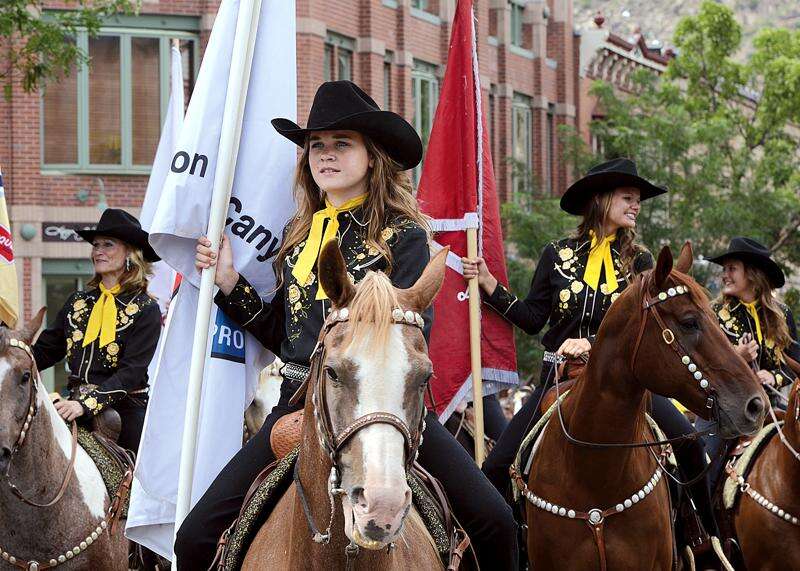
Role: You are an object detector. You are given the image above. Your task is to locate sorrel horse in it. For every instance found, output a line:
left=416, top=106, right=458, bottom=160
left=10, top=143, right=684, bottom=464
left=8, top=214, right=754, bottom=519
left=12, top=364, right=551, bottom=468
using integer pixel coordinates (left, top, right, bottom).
left=0, top=310, right=128, bottom=570
left=243, top=242, right=448, bottom=570
left=728, top=374, right=800, bottom=569
left=516, top=244, right=767, bottom=570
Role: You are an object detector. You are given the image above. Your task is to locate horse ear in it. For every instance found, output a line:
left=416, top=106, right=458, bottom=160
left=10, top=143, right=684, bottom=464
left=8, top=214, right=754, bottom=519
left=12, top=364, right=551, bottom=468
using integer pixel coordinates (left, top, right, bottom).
left=675, top=241, right=693, bottom=274
left=16, top=307, right=46, bottom=345
left=401, top=247, right=448, bottom=312
left=318, top=241, right=356, bottom=308
left=654, top=246, right=673, bottom=290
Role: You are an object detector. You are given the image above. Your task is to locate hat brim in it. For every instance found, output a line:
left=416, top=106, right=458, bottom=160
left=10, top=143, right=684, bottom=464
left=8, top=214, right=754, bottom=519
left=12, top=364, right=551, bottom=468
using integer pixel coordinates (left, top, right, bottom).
left=707, top=251, right=785, bottom=289
left=77, top=227, right=161, bottom=263
left=271, top=110, right=423, bottom=171
left=560, top=172, right=667, bottom=215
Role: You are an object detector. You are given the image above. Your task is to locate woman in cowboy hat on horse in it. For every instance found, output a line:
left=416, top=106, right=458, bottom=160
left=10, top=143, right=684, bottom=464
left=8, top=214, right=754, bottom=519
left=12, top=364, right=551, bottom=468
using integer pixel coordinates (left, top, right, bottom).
left=699, top=238, right=800, bottom=470
left=32, top=208, right=162, bottom=454
left=463, top=158, right=717, bottom=535
left=176, top=80, right=518, bottom=570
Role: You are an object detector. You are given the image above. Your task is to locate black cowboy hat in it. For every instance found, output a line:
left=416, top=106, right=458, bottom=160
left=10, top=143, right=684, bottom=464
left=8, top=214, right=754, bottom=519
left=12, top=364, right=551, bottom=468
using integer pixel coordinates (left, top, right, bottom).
left=271, top=80, right=423, bottom=171
left=560, top=158, right=667, bottom=215
left=708, top=237, right=785, bottom=288
left=77, top=209, right=160, bottom=262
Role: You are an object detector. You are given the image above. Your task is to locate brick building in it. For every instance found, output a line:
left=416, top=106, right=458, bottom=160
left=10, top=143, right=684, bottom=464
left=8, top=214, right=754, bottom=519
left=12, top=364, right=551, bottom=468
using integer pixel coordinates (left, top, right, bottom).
left=1, top=0, right=582, bottom=388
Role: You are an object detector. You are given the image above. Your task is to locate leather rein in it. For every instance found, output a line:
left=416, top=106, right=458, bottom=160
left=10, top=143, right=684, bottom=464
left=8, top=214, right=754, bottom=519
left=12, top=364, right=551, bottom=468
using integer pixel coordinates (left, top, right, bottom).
left=291, top=306, right=428, bottom=561
left=2, top=338, right=79, bottom=509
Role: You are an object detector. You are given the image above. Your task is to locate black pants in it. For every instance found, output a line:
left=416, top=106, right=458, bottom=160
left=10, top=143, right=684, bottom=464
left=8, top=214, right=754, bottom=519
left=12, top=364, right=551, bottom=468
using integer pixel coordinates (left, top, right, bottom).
left=175, top=382, right=518, bottom=570
left=482, top=384, right=716, bottom=534
left=483, top=393, right=509, bottom=441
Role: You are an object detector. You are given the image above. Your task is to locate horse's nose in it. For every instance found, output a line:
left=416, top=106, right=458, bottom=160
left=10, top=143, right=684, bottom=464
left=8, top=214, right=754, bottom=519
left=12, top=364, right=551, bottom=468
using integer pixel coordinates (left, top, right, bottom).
left=744, top=395, right=765, bottom=423
left=0, top=446, right=11, bottom=472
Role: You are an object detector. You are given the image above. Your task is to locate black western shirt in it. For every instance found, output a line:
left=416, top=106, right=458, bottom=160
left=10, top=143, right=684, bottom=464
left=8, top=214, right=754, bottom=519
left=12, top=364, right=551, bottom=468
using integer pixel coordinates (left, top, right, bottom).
left=32, top=288, right=161, bottom=416
left=214, top=209, right=431, bottom=370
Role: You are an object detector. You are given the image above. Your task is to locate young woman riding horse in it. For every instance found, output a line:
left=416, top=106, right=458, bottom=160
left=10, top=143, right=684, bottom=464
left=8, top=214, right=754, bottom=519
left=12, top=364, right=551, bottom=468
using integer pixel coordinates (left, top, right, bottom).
left=698, top=237, right=800, bottom=484
left=463, top=158, right=717, bottom=534
left=520, top=244, right=766, bottom=569
left=175, top=81, right=517, bottom=570
left=31, top=209, right=162, bottom=454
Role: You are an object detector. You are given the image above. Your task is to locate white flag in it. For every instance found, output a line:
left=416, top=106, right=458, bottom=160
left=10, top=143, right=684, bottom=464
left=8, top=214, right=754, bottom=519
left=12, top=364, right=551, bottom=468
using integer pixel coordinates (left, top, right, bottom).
left=126, top=0, right=296, bottom=558
left=141, top=43, right=184, bottom=315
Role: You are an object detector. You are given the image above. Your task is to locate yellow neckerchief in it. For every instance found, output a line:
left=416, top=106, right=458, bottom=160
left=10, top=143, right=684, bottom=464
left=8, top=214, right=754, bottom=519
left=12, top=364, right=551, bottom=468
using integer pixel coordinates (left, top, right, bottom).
left=741, top=300, right=763, bottom=344
left=83, top=283, right=121, bottom=348
left=292, top=194, right=367, bottom=300
left=583, top=231, right=619, bottom=294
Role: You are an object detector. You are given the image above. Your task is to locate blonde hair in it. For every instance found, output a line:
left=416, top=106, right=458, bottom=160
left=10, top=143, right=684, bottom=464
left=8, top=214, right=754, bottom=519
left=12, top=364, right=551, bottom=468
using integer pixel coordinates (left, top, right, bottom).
left=88, top=245, right=153, bottom=295
left=575, top=190, right=642, bottom=278
left=719, top=263, right=792, bottom=352
left=274, top=135, right=430, bottom=287
left=343, top=271, right=399, bottom=355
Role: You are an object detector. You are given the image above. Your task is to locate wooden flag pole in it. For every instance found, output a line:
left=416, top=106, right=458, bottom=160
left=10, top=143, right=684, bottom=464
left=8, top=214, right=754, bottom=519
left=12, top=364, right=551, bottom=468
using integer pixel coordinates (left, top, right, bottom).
left=466, top=223, right=485, bottom=466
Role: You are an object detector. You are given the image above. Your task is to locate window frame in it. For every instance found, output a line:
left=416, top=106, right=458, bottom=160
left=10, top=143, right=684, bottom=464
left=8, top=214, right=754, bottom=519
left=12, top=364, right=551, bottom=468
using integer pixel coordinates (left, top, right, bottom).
left=511, top=92, right=533, bottom=203
left=40, top=26, right=199, bottom=175
left=411, top=59, right=440, bottom=182
left=324, top=32, right=356, bottom=83
left=509, top=0, right=525, bottom=48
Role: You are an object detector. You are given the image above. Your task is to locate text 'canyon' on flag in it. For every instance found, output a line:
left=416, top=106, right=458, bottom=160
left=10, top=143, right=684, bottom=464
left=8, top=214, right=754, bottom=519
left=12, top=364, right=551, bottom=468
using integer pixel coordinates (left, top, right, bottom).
left=416, top=0, right=518, bottom=421
left=125, top=0, right=297, bottom=559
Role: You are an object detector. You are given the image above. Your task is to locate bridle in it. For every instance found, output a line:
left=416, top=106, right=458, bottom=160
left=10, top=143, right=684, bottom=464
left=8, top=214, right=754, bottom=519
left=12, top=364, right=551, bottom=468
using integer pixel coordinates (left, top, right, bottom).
left=3, top=337, right=80, bottom=509
left=293, top=306, right=428, bottom=554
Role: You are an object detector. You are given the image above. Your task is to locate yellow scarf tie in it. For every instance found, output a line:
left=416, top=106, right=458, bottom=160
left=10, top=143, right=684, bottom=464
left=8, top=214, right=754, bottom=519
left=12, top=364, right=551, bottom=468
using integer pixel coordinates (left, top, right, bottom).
left=583, top=231, right=619, bottom=293
left=742, top=301, right=763, bottom=344
left=292, top=194, right=367, bottom=300
left=83, top=283, right=121, bottom=348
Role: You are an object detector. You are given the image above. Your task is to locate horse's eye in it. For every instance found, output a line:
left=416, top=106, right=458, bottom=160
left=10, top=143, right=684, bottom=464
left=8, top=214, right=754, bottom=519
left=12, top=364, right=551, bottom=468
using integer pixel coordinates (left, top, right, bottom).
left=420, top=372, right=432, bottom=389
left=680, top=317, right=700, bottom=331
left=20, top=371, right=31, bottom=384
left=325, top=367, right=339, bottom=382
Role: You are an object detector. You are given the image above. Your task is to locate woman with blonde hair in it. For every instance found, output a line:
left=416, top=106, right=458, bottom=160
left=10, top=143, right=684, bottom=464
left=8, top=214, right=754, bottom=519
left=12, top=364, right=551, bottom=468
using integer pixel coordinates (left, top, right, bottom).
left=175, top=81, right=517, bottom=570
left=32, top=208, right=162, bottom=453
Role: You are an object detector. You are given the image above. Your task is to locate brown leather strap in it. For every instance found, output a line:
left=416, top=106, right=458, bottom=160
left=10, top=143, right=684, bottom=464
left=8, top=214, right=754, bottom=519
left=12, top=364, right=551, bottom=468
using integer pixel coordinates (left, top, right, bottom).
left=9, top=421, right=79, bottom=508
left=447, top=529, right=471, bottom=571
left=588, top=520, right=608, bottom=571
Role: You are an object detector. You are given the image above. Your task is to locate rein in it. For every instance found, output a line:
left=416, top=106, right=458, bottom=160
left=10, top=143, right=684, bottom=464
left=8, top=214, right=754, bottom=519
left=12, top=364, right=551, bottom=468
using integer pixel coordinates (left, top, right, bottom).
left=293, top=306, right=427, bottom=559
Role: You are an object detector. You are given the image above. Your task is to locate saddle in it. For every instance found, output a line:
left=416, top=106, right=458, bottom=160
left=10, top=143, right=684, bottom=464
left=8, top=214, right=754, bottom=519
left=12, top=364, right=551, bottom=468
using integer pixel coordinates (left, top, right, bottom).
left=212, top=447, right=473, bottom=571
left=270, top=410, right=304, bottom=460
left=539, top=356, right=586, bottom=415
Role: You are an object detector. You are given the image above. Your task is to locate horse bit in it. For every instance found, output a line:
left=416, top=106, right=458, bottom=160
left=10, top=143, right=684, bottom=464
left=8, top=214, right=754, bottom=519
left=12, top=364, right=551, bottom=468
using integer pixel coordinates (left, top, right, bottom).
left=293, top=306, right=427, bottom=567
left=0, top=338, right=114, bottom=571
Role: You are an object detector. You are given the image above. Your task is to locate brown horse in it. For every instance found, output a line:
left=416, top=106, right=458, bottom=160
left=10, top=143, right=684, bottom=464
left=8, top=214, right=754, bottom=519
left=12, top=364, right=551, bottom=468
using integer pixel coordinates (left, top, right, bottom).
left=243, top=243, right=448, bottom=570
left=729, top=374, right=800, bottom=569
left=0, top=310, right=128, bottom=570
left=517, top=244, right=767, bottom=570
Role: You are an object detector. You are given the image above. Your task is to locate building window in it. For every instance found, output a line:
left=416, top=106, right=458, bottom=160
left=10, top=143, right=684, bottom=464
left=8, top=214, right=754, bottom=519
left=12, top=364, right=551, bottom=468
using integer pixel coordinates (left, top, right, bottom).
left=41, top=29, right=198, bottom=173
left=545, top=103, right=556, bottom=196
left=325, top=32, right=355, bottom=82
left=411, top=0, right=428, bottom=8
left=412, top=60, right=439, bottom=179
left=510, top=1, right=525, bottom=48
left=384, top=52, right=393, bottom=111
left=512, top=93, right=532, bottom=201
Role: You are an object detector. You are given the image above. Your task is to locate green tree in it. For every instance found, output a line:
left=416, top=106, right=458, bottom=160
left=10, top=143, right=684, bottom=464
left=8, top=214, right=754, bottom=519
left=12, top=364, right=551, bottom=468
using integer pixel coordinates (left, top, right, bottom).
left=562, top=1, right=800, bottom=271
left=505, top=1, right=800, bottom=380
left=1, top=0, right=137, bottom=98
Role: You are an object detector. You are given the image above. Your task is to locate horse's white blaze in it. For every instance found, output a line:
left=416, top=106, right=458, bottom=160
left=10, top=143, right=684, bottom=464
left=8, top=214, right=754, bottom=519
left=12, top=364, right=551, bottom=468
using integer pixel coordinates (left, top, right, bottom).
left=38, top=381, right=107, bottom=519
left=351, top=325, right=411, bottom=491
left=0, top=358, right=13, bottom=405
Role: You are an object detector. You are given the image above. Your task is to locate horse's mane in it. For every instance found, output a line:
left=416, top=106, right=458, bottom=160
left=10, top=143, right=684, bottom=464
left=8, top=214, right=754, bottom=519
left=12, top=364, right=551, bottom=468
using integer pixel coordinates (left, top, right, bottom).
left=344, top=271, right=400, bottom=354
left=0, top=327, right=10, bottom=354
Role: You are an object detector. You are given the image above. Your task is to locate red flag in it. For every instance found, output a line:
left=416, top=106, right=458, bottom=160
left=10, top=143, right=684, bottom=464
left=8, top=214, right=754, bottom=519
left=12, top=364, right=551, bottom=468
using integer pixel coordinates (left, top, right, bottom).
left=417, top=0, right=518, bottom=420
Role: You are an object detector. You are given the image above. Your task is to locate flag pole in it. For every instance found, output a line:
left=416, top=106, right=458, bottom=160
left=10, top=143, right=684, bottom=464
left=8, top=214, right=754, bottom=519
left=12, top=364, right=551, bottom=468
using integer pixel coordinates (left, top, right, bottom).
left=173, top=0, right=263, bottom=562
left=466, top=215, right=485, bottom=466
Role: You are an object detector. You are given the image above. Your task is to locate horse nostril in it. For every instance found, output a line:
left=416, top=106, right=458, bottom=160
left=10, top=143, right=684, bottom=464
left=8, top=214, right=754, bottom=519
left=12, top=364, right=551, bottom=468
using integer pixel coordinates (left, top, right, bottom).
left=351, top=486, right=366, bottom=508
left=745, top=396, right=765, bottom=421
left=0, top=446, right=11, bottom=470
